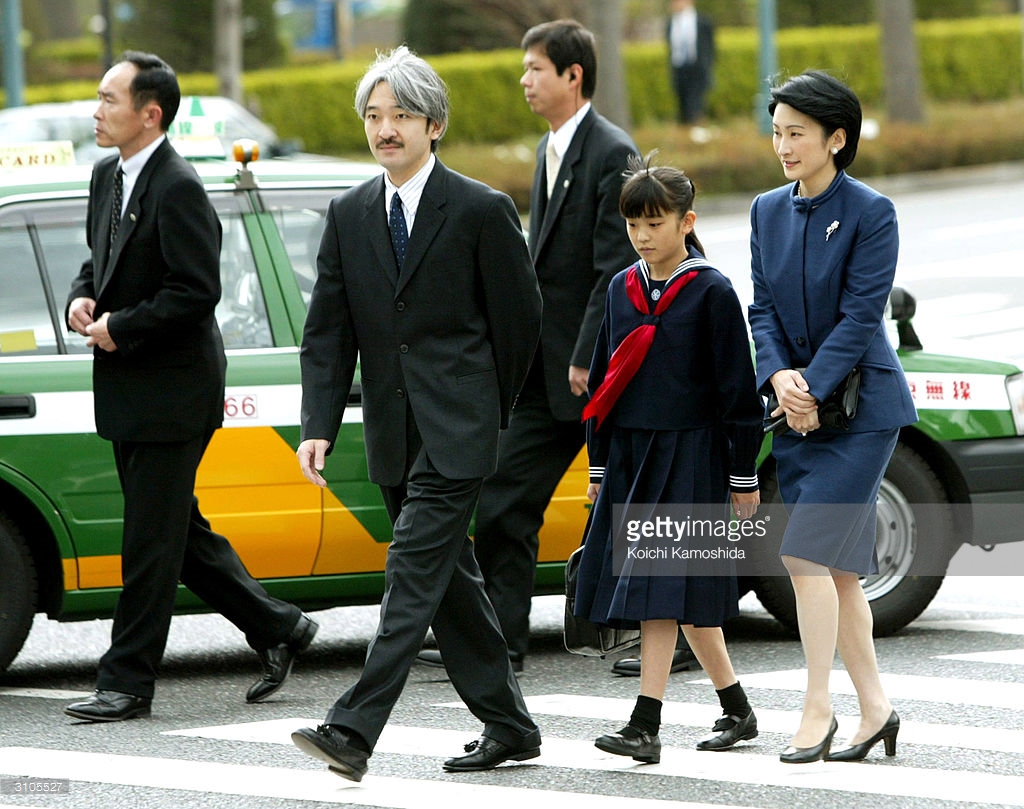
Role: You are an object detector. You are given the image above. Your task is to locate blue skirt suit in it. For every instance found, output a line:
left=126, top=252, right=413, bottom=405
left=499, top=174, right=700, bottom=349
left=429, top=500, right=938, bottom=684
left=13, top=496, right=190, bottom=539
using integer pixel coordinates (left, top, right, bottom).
left=575, top=255, right=763, bottom=629
left=748, top=172, right=918, bottom=574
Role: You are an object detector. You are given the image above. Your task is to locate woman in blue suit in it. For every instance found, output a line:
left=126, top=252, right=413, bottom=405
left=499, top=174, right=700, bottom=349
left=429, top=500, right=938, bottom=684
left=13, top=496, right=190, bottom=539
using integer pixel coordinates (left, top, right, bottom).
left=748, top=71, right=917, bottom=764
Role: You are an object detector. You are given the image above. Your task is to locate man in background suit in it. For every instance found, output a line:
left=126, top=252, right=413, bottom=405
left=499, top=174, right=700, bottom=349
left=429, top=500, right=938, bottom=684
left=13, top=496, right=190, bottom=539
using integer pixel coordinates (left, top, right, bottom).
left=668, top=0, right=716, bottom=126
left=423, top=19, right=694, bottom=677
left=291, top=46, right=542, bottom=781
left=65, top=52, right=315, bottom=723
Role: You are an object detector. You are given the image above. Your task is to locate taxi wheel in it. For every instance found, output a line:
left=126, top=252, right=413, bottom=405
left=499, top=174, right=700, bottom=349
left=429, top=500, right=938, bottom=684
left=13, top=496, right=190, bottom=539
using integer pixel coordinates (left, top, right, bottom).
left=749, top=442, right=955, bottom=638
left=0, top=513, right=37, bottom=672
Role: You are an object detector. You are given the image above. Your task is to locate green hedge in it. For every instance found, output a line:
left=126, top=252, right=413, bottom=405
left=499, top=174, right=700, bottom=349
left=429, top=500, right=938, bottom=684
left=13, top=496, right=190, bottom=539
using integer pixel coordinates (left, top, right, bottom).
left=10, top=15, right=1022, bottom=155
left=253, top=14, right=1023, bottom=154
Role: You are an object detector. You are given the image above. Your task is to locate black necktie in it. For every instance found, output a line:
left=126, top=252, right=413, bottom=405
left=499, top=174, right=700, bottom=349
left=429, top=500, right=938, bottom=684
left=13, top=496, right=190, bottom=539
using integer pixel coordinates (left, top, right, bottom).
left=389, top=192, right=408, bottom=268
left=110, top=167, right=124, bottom=250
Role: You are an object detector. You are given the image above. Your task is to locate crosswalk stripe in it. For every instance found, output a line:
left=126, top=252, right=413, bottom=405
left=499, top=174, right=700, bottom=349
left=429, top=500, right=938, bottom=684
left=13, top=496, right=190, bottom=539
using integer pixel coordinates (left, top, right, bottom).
left=698, top=668, right=1024, bottom=709
left=507, top=694, right=1024, bottom=755
left=162, top=720, right=1024, bottom=806
left=0, top=688, right=90, bottom=700
left=915, top=618, right=1024, bottom=635
left=0, top=747, right=755, bottom=809
left=937, top=649, right=1024, bottom=665
left=170, top=690, right=1024, bottom=758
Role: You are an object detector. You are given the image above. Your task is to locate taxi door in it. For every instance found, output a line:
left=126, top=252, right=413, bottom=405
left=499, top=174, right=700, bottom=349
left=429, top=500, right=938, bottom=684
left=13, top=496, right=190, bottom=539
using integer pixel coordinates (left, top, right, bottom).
left=0, top=185, right=323, bottom=602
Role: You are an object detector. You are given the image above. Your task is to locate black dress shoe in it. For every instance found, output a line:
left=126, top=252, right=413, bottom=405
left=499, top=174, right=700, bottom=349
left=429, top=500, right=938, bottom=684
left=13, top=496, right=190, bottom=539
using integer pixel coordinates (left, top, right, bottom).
left=826, top=711, right=900, bottom=761
left=780, top=715, right=838, bottom=764
left=416, top=648, right=446, bottom=667
left=291, top=725, right=370, bottom=782
left=696, top=711, right=758, bottom=751
left=64, top=690, right=152, bottom=722
left=442, top=735, right=540, bottom=771
left=611, top=647, right=697, bottom=677
left=595, top=726, right=661, bottom=763
left=416, top=648, right=524, bottom=673
left=247, top=613, right=319, bottom=703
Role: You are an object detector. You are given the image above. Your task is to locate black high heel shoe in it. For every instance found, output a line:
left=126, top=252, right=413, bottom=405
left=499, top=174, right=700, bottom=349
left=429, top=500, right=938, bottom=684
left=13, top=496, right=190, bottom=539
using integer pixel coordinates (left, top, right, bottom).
left=779, top=715, right=838, bottom=764
left=826, top=711, right=900, bottom=761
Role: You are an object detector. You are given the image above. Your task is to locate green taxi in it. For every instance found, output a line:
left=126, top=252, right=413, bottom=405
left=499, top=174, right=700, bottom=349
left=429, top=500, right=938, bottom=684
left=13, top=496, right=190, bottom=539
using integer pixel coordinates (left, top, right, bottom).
left=1, top=143, right=1022, bottom=672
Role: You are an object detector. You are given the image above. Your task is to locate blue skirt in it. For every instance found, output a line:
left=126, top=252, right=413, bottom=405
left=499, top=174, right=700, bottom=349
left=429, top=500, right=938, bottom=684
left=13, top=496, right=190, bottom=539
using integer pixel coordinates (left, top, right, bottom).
left=772, top=428, right=899, bottom=575
left=573, top=426, right=739, bottom=629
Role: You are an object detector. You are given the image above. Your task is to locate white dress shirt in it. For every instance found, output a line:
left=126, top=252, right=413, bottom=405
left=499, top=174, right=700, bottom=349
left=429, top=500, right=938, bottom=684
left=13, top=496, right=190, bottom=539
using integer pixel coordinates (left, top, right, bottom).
left=384, top=154, right=435, bottom=236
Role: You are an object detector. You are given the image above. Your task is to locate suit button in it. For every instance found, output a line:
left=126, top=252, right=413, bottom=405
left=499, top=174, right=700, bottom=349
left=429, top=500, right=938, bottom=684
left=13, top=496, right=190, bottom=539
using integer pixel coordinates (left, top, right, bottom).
left=399, top=344, right=409, bottom=353
left=397, top=389, right=405, bottom=398
left=395, top=301, right=406, bottom=311
left=795, top=337, right=807, bottom=346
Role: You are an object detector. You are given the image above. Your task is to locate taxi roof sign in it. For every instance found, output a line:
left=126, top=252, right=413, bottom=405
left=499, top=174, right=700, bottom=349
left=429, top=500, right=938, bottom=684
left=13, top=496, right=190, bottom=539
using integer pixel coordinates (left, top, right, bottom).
left=167, top=96, right=228, bottom=159
left=168, top=96, right=226, bottom=138
left=0, top=141, right=76, bottom=169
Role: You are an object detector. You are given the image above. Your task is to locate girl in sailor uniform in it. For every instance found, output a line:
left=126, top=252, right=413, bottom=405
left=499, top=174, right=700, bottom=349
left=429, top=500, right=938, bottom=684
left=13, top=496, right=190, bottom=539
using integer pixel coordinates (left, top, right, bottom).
left=575, top=154, right=763, bottom=763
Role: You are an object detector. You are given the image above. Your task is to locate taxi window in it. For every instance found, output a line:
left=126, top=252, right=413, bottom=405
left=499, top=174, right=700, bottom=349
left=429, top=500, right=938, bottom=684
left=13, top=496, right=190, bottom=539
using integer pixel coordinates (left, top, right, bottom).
left=0, top=223, right=59, bottom=355
left=16, top=197, right=92, bottom=354
left=207, top=192, right=274, bottom=349
left=2, top=192, right=276, bottom=354
left=259, top=188, right=339, bottom=303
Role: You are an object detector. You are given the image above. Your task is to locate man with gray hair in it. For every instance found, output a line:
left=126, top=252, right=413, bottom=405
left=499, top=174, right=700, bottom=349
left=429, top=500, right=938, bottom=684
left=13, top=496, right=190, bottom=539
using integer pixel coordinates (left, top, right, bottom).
left=290, top=46, right=543, bottom=781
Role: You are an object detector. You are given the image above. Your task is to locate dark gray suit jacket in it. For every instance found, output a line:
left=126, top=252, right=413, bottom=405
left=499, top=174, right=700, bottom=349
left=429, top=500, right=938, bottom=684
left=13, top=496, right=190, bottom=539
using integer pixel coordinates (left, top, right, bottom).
left=67, top=139, right=226, bottom=443
left=528, top=108, right=638, bottom=421
left=300, top=160, right=542, bottom=487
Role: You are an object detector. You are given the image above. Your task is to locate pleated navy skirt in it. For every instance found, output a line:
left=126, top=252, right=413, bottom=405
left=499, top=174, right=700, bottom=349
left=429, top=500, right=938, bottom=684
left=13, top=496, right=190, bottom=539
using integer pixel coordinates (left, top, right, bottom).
left=573, top=426, right=739, bottom=629
left=772, top=428, right=899, bottom=575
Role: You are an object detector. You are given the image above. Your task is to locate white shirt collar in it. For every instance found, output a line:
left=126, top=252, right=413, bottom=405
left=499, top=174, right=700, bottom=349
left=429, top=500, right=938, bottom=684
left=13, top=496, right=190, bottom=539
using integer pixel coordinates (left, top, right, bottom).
left=117, top=135, right=167, bottom=216
left=384, top=153, right=435, bottom=235
left=548, top=101, right=592, bottom=160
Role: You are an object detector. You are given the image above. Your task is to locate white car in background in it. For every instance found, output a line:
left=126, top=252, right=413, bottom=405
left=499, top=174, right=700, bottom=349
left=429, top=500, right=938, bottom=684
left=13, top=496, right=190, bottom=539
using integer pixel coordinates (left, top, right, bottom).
left=0, top=96, right=299, bottom=164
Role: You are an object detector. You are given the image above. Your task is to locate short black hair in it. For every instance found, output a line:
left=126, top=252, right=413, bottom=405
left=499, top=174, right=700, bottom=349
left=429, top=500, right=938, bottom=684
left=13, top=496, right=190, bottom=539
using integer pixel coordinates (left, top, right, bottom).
left=768, top=69, right=861, bottom=171
left=619, top=152, right=705, bottom=256
left=118, top=50, right=181, bottom=131
left=521, top=19, right=597, bottom=100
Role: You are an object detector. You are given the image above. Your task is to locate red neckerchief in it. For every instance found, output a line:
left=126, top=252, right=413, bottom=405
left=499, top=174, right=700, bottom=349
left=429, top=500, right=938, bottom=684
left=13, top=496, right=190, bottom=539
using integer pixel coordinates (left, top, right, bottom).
left=582, top=260, right=703, bottom=429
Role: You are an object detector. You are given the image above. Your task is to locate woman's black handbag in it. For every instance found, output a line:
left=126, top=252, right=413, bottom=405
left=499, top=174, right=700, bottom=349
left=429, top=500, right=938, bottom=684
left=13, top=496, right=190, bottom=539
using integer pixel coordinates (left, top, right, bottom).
left=763, top=367, right=861, bottom=435
left=563, top=545, right=642, bottom=657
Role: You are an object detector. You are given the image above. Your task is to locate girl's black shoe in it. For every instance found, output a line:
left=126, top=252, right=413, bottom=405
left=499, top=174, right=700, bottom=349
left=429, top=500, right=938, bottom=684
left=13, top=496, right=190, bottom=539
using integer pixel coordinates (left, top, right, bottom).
left=696, top=711, right=758, bottom=751
left=595, top=726, right=661, bottom=763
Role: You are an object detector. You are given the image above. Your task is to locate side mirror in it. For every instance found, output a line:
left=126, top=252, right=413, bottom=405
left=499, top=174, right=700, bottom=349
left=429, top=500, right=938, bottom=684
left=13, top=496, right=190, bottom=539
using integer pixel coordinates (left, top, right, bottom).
left=888, top=287, right=922, bottom=352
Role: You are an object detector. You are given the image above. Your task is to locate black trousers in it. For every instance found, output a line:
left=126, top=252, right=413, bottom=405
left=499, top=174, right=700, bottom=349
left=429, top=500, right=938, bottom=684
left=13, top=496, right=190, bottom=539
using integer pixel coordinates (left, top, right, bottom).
left=96, top=434, right=300, bottom=698
left=671, top=63, right=711, bottom=124
left=324, top=417, right=538, bottom=751
left=473, top=376, right=586, bottom=659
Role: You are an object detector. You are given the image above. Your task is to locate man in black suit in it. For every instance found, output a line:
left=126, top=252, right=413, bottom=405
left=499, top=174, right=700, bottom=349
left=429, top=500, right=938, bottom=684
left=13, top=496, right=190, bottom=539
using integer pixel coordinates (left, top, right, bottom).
left=64, top=51, right=315, bottom=722
left=430, top=19, right=657, bottom=675
left=290, top=46, right=542, bottom=781
left=668, top=0, right=716, bottom=126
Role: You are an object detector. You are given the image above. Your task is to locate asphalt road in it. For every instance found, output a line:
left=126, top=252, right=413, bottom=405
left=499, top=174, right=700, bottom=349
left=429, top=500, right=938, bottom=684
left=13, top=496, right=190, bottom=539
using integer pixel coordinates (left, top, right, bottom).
left=2, top=577, right=1024, bottom=809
